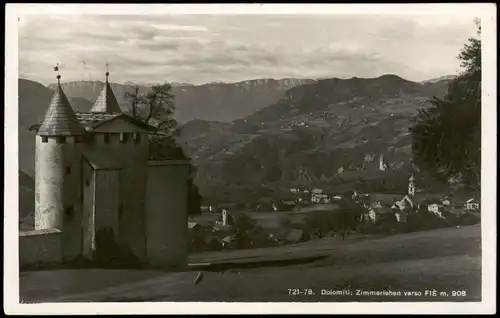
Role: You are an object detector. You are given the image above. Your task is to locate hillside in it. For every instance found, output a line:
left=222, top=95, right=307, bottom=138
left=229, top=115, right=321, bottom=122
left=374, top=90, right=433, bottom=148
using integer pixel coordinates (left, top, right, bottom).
left=420, top=75, right=458, bottom=84
left=20, top=225, right=481, bottom=302
left=18, top=79, right=92, bottom=130
left=48, top=78, right=315, bottom=123
left=17, top=77, right=310, bottom=220
left=18, top=75, right=451, bottom=216
left=176, top=75, right=451, bottom=203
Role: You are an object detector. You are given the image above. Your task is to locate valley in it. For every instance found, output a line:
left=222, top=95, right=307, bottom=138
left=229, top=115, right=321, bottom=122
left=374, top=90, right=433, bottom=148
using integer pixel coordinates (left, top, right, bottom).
left=18, top=74, right=452, bottom=219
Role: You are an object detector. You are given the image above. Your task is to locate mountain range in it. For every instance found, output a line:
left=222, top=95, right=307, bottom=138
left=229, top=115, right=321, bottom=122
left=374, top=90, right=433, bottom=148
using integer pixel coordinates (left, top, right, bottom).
left=47, top=78, right=315, bottom=124
left=18, top=74, right=452, bottom=218
left=175, top=74, right=451, bottom=204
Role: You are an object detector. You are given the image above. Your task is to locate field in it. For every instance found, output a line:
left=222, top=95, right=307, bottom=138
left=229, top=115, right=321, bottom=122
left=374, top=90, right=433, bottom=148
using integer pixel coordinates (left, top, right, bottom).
left=192, top=204, right=340, bottom=230
left=20, top=225, right=481, bottom=303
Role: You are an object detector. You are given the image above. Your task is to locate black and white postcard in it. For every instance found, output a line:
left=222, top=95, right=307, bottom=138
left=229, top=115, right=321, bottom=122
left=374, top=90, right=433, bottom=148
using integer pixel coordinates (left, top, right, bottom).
left=4, top=3, right=496, bottom=315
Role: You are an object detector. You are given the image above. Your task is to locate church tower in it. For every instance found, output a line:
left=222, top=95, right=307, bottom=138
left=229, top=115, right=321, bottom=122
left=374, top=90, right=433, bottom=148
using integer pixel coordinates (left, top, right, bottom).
left=408, top=174, right=415, bottom=197
left=34, top=73, right=86, bottom=236
left=379, top=154, right=387, bottom=171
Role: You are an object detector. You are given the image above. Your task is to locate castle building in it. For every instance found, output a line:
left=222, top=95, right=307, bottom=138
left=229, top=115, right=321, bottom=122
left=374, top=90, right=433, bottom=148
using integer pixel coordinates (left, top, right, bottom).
left=21, top=72, right=191, bottom=269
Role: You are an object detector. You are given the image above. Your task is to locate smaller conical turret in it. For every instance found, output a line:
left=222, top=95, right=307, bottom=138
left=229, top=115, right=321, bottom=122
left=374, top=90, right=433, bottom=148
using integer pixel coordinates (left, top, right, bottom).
left=37, top=74, right=85, bottom=136
left=90, top=71, right=122, bottom=113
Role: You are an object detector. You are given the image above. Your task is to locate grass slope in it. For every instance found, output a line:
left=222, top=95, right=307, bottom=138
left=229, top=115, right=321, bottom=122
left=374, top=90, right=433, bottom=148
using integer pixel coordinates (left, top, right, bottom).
left=20, top=225, right=481, bottom=303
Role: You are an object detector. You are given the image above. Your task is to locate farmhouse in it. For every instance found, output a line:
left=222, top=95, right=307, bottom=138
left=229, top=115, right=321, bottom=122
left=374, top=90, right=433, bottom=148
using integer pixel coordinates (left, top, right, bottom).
left=464, top=198, right=480, bottom=211
left=22, top=72, right=191, bottom=269
left=311, top=193, right=330, bottom=204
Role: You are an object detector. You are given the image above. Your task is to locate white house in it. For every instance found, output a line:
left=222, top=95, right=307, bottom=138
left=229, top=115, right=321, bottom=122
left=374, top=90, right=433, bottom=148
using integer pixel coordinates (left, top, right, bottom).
left=364, top=209, right=377, bottom=223
left=395, top=195, right=414, bottom=211
left=311, top=193, right=330, bottom=204
left=464, top=198, right=480, bottom=210
left=427, top=203, right=440, bottom=214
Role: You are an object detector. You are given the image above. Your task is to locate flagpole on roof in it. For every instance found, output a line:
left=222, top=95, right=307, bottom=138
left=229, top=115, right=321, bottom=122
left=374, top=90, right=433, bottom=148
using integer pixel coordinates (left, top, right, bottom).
left=54, top=63, right=61, bottom=83
left=105, top=62, right=110, bottom=81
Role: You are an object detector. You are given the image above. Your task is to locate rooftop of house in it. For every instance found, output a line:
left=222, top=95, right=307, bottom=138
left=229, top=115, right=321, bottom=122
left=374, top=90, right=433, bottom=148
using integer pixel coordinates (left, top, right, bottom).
left=31, top=112, right=159, bottom=134
left=188, top=221, right=200, bottom=229
left=75, top=112, right=122, bottom=128
left=369, top=192, right=446, bottom=206
left=368, top=193, right=407, bottom=205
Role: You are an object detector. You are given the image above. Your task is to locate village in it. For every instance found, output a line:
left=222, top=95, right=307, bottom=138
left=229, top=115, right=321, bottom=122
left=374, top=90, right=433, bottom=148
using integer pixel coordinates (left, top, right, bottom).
left=188, top=175, right=481, bottom=253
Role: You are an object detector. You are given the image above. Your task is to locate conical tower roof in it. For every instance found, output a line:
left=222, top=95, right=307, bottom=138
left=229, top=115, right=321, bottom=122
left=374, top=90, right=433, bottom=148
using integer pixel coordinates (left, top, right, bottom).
left=37, top=75, right=86, bottom=136
left=90, top=72, right=122, bottom=113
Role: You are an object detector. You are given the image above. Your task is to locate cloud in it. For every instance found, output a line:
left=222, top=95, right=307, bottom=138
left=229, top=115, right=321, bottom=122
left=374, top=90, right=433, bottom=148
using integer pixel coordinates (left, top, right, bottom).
left=151, top=23, right=208, bottom=32
left=18, top=14, right=479, bottom=85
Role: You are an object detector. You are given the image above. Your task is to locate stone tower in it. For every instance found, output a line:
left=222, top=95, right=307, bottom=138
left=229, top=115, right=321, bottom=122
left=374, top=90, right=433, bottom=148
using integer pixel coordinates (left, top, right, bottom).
left=408, top=174, right=415, bottom=197
left=34, top=74, right=86, bottom=259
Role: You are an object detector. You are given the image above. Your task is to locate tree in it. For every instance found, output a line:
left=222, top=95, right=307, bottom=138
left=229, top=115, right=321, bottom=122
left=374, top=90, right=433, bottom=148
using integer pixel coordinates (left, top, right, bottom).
left=187, top=169, right=203, bottom=217
left=335, top=198, right=365, bottom=240
left=124, top=82, right=203, bottom=217
left=125, top=82, right=177, bottom=133
left=125, top=85, right=141, bottom=118
left=410, top=20, right=481, bottom=188
left=234, top=213, right=257, bottom=231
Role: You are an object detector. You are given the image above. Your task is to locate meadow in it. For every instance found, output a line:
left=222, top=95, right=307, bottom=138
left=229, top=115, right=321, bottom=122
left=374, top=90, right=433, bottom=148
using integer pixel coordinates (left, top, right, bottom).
left=21, top=224, right=481, bottom=303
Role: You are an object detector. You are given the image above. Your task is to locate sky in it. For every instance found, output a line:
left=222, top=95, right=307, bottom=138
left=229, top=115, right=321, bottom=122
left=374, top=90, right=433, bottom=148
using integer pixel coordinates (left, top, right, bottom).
left=18, top=14, right=479, bottom=86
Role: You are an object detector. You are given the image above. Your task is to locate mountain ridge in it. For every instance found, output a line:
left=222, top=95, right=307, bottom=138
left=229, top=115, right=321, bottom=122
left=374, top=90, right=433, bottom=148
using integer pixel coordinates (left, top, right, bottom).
left=174, top=75, right=451, bottom=203
left=47, top=78, right=316, bottom=123
left=18, top=74, right=452, bottom=214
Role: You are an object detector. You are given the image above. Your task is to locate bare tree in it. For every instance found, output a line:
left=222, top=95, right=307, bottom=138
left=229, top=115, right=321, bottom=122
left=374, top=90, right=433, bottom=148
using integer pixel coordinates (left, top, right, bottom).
left=124, top=82, right=177, bottom=132
left=124, top=85, right=142, bottom=118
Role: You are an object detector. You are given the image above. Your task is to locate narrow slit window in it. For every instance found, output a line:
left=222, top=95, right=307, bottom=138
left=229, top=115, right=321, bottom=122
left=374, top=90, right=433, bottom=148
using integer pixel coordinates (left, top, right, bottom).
left=85, top=179, right=90, bottom=186
left=41, top=136, right=48, bottom=143
left=104, top=133, right=110, bottom=144
left=66, top=166, right=71, bottom=174
left=133, top=133, right=141, bottom=144
left=120, top=133, right=128, bottom=143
